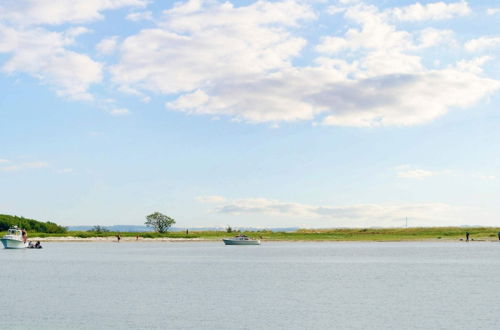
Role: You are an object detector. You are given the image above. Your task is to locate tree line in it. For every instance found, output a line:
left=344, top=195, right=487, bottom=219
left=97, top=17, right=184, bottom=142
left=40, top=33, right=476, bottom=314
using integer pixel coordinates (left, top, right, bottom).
left=0, top=214, right=67, bottom=233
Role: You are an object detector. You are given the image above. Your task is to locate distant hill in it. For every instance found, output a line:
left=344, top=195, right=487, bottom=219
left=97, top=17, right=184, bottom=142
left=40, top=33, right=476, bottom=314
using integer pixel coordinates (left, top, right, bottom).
left=67, top=225, right=299, bottom=232
left=0, top=214, right=67, bottom=233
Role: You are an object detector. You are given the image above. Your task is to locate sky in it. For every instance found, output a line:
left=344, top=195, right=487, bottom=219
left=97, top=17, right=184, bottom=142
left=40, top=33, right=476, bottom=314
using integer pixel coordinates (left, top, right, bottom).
left=1, top=0, right=500, bottom=228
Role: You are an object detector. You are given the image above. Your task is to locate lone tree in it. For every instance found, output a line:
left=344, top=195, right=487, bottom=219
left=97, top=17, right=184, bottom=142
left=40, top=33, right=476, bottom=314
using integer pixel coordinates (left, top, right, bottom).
left=145, top=212, right=176, bottom=233
left=88, top=225, right=109, bottom=233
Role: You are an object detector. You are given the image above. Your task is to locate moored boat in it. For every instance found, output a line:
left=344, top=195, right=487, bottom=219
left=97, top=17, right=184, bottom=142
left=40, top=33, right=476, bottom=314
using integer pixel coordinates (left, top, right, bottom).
left=222, top=235, right=261, bottom=245
left=1, top=226, right=27, bottom=249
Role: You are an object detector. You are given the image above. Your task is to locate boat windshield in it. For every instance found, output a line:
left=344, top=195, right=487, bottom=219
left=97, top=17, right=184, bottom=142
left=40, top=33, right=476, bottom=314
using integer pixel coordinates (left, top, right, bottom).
left=8, top=230, right=21, bottom=236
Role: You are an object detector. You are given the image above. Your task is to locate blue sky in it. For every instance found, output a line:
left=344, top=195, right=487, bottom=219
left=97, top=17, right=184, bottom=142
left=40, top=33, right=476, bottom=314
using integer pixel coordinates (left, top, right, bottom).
left=1, top=0, right=500, bottom=228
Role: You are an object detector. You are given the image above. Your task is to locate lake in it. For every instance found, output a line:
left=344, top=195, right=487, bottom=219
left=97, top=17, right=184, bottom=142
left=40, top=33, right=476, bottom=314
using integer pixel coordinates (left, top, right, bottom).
left=1, top=241, right=499, bottom=329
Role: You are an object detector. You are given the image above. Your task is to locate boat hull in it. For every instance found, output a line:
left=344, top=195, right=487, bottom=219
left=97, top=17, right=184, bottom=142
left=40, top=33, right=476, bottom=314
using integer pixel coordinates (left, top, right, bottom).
left=1, top=238, right=26, bottom=249
left=222, top=239, right=261, bottom=245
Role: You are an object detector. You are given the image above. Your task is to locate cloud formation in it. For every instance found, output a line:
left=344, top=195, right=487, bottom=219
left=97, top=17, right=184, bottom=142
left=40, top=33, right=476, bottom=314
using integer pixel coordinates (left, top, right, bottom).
left=0, top=0, right=499, bottom=125
left=111, top=0, right=314, bottom=95
left=148, top=1, right=499, bottom=126
left=0, top=0, right=145, bottom=99
left=465, top=36, right=500, bottom=53
left=0, top=161, right=49, bottom=172
left=389, top=1, right=470, bottom=21
left=198, top=196, right=475, bottom=227
left=109, top=108, right=131, bottom=116
left=0, top=0, right=147, bottom=26
left=397, top=168, right=438, bottom=179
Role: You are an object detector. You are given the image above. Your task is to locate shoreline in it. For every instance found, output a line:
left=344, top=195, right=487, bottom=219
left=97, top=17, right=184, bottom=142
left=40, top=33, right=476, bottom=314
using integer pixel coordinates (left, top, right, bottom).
left=28, top=236, right=500, bottom=243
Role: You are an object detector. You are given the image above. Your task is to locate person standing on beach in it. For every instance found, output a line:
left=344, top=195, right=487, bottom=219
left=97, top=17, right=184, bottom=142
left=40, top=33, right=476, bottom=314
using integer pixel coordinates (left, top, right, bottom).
left=466, top=232, right=470, bottom=242
left=116, top=235, right=121, bottom=243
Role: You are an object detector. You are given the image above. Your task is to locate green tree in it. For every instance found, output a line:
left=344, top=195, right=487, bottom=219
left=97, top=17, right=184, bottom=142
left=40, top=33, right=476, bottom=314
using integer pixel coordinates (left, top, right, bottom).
left=145, top=212, right=176, bottom=233
left=88, top=225, right=109, bottom=233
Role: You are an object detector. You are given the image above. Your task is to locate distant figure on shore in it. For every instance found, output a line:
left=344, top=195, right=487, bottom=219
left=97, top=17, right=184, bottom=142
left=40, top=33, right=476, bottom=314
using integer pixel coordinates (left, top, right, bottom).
left=21, top=229, right=27, bottom=243
left=497, top=232, right=500, bottom=241
left=116, top=235, right=121, bottom=243
left=136, top=235, right=139, bottom=241
left=466, top=232, right=470, bottom=242
left=186, top=229, right=189, bottom=235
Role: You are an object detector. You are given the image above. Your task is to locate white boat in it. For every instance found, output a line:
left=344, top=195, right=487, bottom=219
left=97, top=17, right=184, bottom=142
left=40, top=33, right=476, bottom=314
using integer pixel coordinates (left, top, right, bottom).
left=1, top=226, right=27, bottom=249
left=223, top=235, right=261, bottom=245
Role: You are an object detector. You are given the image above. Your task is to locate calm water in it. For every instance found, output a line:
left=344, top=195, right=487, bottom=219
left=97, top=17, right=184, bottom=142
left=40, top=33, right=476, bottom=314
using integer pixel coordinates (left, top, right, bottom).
left=1, top=242, right=499, bottom=329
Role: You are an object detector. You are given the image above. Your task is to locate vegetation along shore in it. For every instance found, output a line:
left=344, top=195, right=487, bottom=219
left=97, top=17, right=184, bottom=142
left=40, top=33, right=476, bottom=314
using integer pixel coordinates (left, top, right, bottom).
left=2, top=214, right=499, bottom=242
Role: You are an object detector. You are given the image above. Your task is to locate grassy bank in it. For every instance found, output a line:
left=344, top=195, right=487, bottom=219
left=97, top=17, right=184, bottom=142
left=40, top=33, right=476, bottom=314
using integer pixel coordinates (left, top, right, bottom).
left=4, top=227, right=500, bottom=241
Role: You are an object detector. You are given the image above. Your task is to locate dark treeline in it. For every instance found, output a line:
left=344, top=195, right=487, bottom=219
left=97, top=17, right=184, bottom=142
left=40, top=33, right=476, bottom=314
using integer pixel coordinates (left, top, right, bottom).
left=0, top=214, right=67, bottom=233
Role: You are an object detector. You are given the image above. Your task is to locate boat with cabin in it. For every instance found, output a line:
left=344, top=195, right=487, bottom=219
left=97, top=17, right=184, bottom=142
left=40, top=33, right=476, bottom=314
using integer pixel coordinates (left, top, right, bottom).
left=1, top=226, right=27, bottom=249
left=222, top=235, right=261, bottom=245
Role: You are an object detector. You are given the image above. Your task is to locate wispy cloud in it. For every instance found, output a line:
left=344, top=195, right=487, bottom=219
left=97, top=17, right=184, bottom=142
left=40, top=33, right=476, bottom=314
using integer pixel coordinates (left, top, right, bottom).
left=199, top=196, right=475, bottom=227
left=486, top=8, right=500, bottom=15
left=0, top=161, right=49, bottom=171
left=471, top=174, right=496, bottom=181
left=395, top=165, right=496, bottom=181
left=126, top=11, right=153, bottom=22
left=109, top=108, right=131, bottom=116
left=396, top=167, right=440, bottom=179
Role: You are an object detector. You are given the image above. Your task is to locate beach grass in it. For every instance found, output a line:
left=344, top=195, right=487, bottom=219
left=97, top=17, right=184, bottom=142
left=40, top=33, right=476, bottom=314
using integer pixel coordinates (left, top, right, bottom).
left=5, top=227, right=500, bottom=241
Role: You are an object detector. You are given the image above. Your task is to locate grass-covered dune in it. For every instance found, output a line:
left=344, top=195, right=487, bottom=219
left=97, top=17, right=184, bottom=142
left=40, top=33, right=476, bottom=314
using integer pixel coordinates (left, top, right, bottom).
left=11, top=227, right=500, bottom=241
left=0, top=214, right=67, bottom=233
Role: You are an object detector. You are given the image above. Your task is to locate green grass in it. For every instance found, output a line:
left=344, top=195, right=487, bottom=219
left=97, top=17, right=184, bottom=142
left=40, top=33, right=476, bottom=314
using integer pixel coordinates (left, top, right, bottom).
left=4, top=227, right=499, bottom=241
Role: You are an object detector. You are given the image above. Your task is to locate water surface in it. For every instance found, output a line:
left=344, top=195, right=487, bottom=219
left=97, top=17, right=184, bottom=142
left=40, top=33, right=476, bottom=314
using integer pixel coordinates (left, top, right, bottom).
left=1, top=242, right=499, bottom=329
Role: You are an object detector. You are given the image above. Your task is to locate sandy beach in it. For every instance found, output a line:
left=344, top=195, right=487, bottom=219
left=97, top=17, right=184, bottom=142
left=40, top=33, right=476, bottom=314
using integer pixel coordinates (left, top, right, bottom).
left=28, top=236, right=216, bottom=242
left=27, top=236, right=500, bottom=243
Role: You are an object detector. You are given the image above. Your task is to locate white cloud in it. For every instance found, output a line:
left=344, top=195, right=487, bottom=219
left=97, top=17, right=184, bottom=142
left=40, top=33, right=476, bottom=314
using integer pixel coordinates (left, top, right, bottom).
left=0, top=25, right=102, bottom=100
left=111, top=0, right=315, bottom=94
left=0, top=0, right=146, bottom=100
left=109, top=108, right=131, bottom=116
left=163, top=2, right=497, bottom=127
left=486, top=8, right=500, bottom=15
left=455, top=56, right=492, bottom=74
left=389, top=1, right=470, bottom=22
left=0, top=161, right=49, bottom=171
left=0, top=0, right=148, bottom=26
left=0, top=159, right=9, bottom=163
left=417, top=28, right=456, bottom=49
left=397, top=168, right=438, bottom=179
left=2, top=0, right=495, bottom=126
left=465, top=36, right=500, bottom=53
left=168, top=66, right=499, bottom=126
left=96, top=36, right=119, bottom=55
left=126, top=11, right=153, bottom=22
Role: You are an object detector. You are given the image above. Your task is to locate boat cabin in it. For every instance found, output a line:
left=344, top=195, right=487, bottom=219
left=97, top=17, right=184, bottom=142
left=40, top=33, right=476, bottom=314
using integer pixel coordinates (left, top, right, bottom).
left=7, top=227, right=22, bottom=237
